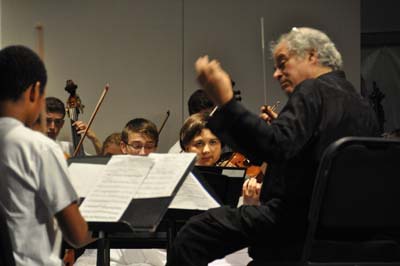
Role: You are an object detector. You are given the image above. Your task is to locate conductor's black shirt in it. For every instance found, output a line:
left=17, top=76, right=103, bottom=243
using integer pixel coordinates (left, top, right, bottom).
left=207, top=70, right=380, bottom=225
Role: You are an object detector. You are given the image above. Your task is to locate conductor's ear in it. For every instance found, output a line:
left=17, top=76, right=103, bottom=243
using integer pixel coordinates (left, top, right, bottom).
left=308, top=49, right=318, bottom=64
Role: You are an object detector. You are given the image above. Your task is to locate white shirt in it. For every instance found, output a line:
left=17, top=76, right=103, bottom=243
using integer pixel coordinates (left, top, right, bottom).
left=168, top=140, right=182, bottom=153
left=56, top=140, right=92, bottom=157
left=56, top=140, right=74, bottom=157
left=0, top=117, right=78, bottom=266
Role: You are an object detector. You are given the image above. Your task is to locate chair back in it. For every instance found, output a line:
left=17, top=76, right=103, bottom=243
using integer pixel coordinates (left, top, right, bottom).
left=302, top=137, right=400, bottom=264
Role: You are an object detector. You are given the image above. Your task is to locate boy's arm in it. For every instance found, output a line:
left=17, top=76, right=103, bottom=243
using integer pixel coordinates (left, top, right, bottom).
left=55, top=202, right=95, bottom=248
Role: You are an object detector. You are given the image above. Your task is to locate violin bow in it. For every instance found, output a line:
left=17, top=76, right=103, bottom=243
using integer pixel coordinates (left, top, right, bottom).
left=260, top=17, right=268, bottom=106
left=72, top=84, right=110, bottom=157
left=158, top=110, right=170, bottom=135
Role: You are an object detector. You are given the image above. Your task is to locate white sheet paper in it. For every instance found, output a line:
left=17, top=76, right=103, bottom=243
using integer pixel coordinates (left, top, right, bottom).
left=68, top=163, right=106, bottom=197
left=79, top=155, right=154, bottom=222
left=169, top=172, right=220, bottom=210
left=135, top=153, right=197, bottom=199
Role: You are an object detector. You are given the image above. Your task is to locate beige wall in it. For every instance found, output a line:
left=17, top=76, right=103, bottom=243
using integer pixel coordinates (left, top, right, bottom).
left=1, top=0, right=360, bottom=153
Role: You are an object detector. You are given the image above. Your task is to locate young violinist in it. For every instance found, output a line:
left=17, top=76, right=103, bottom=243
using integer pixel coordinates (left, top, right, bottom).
left=0, top=45, right=94, bottom=266
left=179, top=112, right=223, bottom=166
left=120, top=118, right=158, bottom=156
left=35, top=96, right=103, bottom=155
left=179, top=112, right=261, bottom=207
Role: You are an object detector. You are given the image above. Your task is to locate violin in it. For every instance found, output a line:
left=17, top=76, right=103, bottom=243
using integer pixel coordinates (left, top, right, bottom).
left=65, top=80, right=85, bottom=157
left=218, top=152, right=264, bottom=182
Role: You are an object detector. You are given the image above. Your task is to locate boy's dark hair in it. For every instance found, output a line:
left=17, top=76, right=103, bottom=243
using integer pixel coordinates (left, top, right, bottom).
left=46, top=97, right=66, bottom=117
left=0, top=45, right=47, bottom=101
left=188, top=89, right=214, bottom=115
left=121, top=118, right=159, bottom=146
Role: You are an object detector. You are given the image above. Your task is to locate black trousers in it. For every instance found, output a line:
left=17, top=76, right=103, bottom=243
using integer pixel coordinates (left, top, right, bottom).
left=166, top=203, right=282, bottom=266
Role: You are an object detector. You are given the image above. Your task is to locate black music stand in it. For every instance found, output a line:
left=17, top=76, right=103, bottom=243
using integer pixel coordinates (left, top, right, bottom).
left=194, top=166, right=246, bottom=207
left=68, top=156, right=194, bottom=266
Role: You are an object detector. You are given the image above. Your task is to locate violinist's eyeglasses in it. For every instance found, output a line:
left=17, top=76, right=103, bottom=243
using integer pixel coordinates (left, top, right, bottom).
left=124, top=141, right=156, bottom=151
left=46, top=118, right=64, bottom=127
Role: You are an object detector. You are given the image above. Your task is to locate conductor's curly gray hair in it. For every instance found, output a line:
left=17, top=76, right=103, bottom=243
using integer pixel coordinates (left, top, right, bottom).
left=270, top=27, right=343, bottom=71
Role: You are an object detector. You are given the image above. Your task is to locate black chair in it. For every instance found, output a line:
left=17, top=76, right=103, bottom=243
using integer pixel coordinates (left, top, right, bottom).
left=250, top=137, right=400, bottom=266
left=0, top=208, right=15, bottom=266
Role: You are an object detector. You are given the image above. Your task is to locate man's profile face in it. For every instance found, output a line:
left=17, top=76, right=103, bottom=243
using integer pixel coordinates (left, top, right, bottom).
left=272, top=42, right=312, bottom=95
left=120, top=132, right=157, bottom=156
left=46, top=112, right=65, bottom=140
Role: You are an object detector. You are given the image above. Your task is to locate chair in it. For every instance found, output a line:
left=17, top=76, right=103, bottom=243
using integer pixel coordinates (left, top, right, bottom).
left=0, top=208, right=15, bottom=266
left=250, top=137, right=400, bottom=266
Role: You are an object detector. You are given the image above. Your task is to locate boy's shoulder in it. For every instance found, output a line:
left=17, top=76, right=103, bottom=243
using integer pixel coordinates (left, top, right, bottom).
left=0, top=117, right=61, bottom=155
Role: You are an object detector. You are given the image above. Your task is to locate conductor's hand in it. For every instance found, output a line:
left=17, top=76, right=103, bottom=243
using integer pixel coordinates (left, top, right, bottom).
left=259, top=105, right=278, bottom=125
left=195, top=56, right=234, bottom=106
left=242, top=178, right=261, bottom=206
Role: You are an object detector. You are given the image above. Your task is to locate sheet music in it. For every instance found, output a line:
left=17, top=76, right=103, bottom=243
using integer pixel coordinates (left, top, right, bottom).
left=169, top=172, right=220, bottom=210
left=68, top=163, right=106, bottom=197
left=135, top=153, right=197, bottom=199
left=79, top=155, right=154, bottom=222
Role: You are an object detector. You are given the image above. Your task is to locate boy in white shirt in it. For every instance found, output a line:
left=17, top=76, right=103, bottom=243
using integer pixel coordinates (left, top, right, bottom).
left=0, top=45, right=93, bottom=266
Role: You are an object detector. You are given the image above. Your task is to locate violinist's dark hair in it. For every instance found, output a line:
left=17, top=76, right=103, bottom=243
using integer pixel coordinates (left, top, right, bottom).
left=179, top=112, right=223, bottom=150
left=0, top=45, right=47, bottom=101
left=121, top=118, right=159, bottom=146
left=188, top=89, right=215, bottom=115
left=46, top=97, right=66, bottom=117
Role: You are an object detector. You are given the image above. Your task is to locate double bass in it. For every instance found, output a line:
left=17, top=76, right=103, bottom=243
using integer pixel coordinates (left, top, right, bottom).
left=65, top=80, right=85, bottom=157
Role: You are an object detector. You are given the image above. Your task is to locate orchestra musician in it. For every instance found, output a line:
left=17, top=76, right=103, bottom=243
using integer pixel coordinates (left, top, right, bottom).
left=165, top=27, right=380, bottom=266
left=33, top=96, right=102, bottom=156
left=0, top=45, right=94, bottom=266
left=179, top=112, right=224, bottom=167
left=179, top=112, right=261, bottom=207
left=120, top=118, right=158, bottom=155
